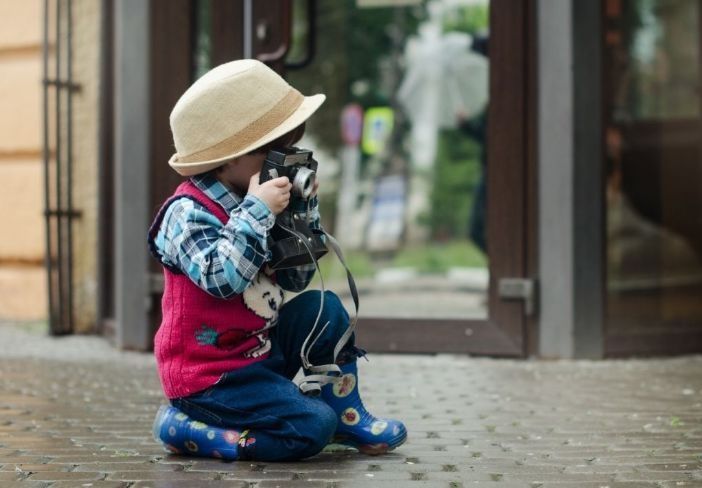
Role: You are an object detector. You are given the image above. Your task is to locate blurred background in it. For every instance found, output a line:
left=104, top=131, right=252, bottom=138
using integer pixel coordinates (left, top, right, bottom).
left=1, top=0, right=701, bottom=359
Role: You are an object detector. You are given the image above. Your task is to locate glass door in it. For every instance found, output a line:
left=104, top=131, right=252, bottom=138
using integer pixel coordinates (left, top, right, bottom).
left=281, top=0, right=533, bottom=356
left=287, top=1, right=491, bottom=320
left=604, top=0, right=702, bottom=355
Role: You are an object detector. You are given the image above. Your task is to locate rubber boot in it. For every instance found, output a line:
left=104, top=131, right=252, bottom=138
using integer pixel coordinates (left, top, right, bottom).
left=152, top=405, right=242, bottom=460
left=320, top=361, right=407, bottom=455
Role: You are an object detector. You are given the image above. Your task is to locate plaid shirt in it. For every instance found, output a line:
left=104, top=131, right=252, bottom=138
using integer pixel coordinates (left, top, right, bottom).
left=151, top=173, right=320, bottom=298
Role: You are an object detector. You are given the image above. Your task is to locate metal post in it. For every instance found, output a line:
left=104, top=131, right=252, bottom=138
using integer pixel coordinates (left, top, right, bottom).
left=66, top=0, right=75, bottom=332
left=113, top=0, right=151, bottom=349
left=42, top=0, right=54, bottom=331
left=537, top=0, right=604, bottom=358
left=55, top=0, right=65, bottom=333
left=243, top=0, right=252, bottom=58
left=538, top=0, right=574, bottom=358
left=96, top=0, right=113, bottom=333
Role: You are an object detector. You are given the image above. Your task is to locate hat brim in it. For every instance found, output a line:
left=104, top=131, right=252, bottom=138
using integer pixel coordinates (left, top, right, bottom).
left=168, top=93, right=326, bottom=176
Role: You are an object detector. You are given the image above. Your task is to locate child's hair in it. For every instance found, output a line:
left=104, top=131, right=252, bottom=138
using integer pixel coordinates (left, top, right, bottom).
left=252, top=123, right=306, bottom=155
left=214, top=123, right=306, bottom=175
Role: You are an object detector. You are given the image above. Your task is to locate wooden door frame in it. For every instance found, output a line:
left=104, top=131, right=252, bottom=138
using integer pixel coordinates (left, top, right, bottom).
left=144, top=0, right=295, bottom=344
left=355, top=0, right=537, bottom=357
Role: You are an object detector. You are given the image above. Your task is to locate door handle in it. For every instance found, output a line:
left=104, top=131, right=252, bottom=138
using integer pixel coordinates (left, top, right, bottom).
left=255, top=0, right=317, bottom=71
left=256, top=0, right=292, bottom=64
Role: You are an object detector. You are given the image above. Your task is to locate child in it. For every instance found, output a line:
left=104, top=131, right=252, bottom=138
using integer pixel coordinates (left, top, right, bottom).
left=148, top=59, right=406, bottom=462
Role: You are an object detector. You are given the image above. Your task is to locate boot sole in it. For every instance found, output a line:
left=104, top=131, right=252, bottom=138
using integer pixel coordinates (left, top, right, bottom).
left=333, top=428, right=408, bottom=456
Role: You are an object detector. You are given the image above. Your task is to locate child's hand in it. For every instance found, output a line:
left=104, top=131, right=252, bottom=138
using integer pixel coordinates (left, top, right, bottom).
left=248, top=172, right=292, bottom=215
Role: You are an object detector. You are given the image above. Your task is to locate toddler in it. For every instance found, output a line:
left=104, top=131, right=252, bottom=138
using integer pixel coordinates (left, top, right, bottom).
left=147, top=59, right=406, bottom=461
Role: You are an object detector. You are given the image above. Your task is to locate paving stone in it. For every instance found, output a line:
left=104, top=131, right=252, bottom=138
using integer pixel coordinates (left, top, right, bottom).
left=614, top=470, right=696, bottom=482
left=26, top=470, right=106, bottom=481
left=72, top=462, right=185, bottom=472
left=219, top=470, right=295, bottom=481
left=14, top=448, right=100, bottom=456
left=0, top=471, right=25, bottom=481
left=0, top=483, right=51, bottom=488
left=132, top=482, right=248, bottom=488
left=49, top=483, right=130, bottom=488
left=0, top=456, right=48, bottom=464
left=539, top=484, right=661, bottom=488
left=630, top=462, right=702, bottom=472
left=337, top=482, right=494, bottom=488
left=1, top=323, right=702, bottom=486
left=45, top=455, right=158, bottom=464
left=0, top=463, right=70, bottom=472
left=105, top=470, right=221, bottom=481
left=503, top=472, right=619, bottom=483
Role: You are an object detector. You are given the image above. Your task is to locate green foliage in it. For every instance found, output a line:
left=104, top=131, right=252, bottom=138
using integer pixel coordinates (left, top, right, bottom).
left=428, top=129, right=483, bottom=240
left=309, top=249, right=376, bottom=286
left=193, top=0, right=212, bottom=79
left=443, top=4, right=489, bottom=35
left=288, top=1, right=489, bottom=264
left=392, top=239, right=487, bottom=273
left=669, top=416, right=684, bottom=427
left=314, top=238, right=486, bottom=283
left=287, top=1, right=423, bottom=156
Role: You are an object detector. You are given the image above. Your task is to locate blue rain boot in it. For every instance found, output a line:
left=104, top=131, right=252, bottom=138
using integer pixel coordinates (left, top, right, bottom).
left=152, top=405, right=243, bottom=460
left=320, top=361, right=407, bottom=455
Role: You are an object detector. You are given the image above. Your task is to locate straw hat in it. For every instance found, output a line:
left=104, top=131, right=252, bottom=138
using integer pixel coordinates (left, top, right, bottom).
left=168, top=59, right=326, bottom=176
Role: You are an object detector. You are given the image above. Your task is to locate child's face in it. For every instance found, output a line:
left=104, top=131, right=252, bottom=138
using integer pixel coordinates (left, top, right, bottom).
left=217, top=152, right=266, bottom=194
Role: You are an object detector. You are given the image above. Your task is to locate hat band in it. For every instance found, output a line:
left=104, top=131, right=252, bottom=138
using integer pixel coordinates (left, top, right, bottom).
left=176, top=88, right=305, bottom=164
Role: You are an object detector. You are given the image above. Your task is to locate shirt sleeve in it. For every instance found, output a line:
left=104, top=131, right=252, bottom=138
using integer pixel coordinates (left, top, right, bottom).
left=275, top=196, right=322, bottom=292
left=154, top=195, right=275, bottom=298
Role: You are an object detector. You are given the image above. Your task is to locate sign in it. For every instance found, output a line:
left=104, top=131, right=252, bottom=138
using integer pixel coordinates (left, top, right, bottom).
left=340, top=103, right=363, bottom=146
left=366, top=175, right=406, bottom=252
left=361, top=107, right=394, bottom=155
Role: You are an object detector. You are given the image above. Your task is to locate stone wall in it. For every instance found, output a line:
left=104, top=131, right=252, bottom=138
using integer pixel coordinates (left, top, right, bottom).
left=0, top=1, right=46, bottom=320
left=0, top=1, right=101, bottom=332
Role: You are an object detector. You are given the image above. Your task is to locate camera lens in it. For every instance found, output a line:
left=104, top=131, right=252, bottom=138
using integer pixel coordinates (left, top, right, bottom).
left=292, top=167, right=316, bottom=199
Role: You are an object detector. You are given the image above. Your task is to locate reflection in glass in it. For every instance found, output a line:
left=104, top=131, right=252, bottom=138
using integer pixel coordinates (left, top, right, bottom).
left=287, top=0, right=490, bottom=319
left=605, top=0, right=702, bottom=330
left=609, top=0, right=699, bottom=121
left=193, top=0, right=212, bottom=79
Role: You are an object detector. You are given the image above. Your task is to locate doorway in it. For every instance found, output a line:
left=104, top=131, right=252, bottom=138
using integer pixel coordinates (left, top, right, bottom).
left=143, top=0, right=536, bottom=357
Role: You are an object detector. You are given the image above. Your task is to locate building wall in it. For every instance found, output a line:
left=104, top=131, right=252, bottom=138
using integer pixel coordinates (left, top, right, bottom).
left=70, top=0, right=101, bottom=333
left=0, top=1, right=46, bottom=321
left=0, top=1, right=101, bottom=332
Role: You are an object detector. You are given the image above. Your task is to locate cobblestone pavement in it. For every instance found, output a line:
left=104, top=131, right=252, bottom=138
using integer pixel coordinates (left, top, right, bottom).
left=1, top=323, right=702, bottom=487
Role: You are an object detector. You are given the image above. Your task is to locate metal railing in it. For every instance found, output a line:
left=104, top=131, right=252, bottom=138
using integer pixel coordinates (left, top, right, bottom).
left=42, top=0, right=81, bottom=335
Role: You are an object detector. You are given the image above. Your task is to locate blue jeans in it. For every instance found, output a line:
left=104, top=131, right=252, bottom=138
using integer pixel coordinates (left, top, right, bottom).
left=171, top=290, right=360, bottom=461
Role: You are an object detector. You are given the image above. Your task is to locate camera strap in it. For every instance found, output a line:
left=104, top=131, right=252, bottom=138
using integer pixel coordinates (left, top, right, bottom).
left=276, top=221, right=359, bottom=396
left=322, top=230, right=359, bottom=361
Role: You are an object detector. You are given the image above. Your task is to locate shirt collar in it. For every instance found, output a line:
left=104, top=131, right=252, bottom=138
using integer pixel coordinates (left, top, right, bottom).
left=190, top=172, right=242, bottom=214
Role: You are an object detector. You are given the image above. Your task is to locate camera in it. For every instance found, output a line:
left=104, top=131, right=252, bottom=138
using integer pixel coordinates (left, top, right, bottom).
left=259, top=147, right=328, bottom=270
left=260, top=146, right=318, bottom=199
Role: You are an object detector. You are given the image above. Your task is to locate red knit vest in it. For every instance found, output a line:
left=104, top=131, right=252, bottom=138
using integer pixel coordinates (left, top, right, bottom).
left=149, top=181, right=281, bottom=399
